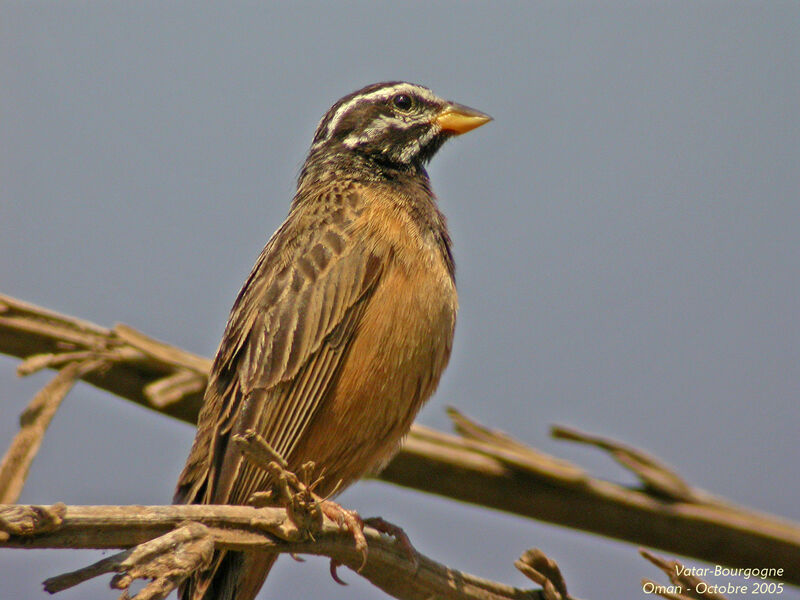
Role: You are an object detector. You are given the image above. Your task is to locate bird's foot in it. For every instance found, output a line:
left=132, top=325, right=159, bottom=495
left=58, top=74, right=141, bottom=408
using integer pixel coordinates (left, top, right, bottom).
left=363, top=516, right=419, bottom=571
left=237, top=432, right=327, bottom=536
left=283, top=469, right=325, bottom=535
left=318, top=507, right=420, bottom=584
left=267, top=463, right=327, bottom=538
left=320, top=499, right=369, bottom=573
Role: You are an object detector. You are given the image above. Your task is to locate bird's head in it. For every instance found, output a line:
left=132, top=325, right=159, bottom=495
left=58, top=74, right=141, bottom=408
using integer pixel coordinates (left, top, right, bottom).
left=306, top=81, right=491, bottom=173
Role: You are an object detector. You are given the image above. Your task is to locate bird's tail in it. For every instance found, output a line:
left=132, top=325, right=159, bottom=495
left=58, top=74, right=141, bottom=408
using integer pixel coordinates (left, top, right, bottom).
left=179, top=549, right=277, bottom=600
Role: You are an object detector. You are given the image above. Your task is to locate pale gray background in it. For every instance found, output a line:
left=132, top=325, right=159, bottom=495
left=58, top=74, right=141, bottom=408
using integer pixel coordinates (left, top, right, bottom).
left=1, top=3, right=798, bottom=599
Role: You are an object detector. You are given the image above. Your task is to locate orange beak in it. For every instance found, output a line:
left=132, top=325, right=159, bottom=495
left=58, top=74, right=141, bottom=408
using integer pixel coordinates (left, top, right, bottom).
left=435, top=102, right=492, bottom=135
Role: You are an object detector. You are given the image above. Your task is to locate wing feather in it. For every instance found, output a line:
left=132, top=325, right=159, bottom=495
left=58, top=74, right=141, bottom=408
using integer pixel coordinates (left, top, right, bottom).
left=174, top=185, right=382, bottom=510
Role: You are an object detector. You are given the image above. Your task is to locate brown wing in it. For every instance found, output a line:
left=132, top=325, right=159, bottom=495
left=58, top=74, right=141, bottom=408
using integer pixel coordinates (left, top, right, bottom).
left=174, top=185, right=382, bottom=507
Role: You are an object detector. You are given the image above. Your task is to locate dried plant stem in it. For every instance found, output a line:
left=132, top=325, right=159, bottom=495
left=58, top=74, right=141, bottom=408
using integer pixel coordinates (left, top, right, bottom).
left=0, top=359, right=105, bottom=503
left=1, top=292, right=799, bottom=585
left=0, top=503, right=553, bottom=600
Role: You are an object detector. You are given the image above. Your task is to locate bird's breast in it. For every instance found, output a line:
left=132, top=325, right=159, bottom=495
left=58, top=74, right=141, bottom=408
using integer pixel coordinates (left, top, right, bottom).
left=286, top=201, right=457, bottom=491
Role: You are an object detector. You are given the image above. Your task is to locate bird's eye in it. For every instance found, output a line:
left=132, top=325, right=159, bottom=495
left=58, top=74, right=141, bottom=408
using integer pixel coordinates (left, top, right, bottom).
left=392, top=93, right=414, bottom=111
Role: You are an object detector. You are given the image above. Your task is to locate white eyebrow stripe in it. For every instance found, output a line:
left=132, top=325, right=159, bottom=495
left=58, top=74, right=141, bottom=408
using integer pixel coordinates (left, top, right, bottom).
left=320, top=83, right=438, bottom=143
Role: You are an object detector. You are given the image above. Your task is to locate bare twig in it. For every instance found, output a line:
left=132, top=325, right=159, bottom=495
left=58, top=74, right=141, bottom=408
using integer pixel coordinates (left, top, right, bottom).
left=111, top=324, right=210, bottom=375
left=515, top=549, right=577, bottom=600
left=1, top=292, right=799, bottom=584
left=0, top=294, right=208, bottom=424
left=0, top=503, right=547, bottom=600
left=0, top=359, right=105, bottom=503
left=551, top=426, right=702, bottom=503
left=384, top=416, right=800, bottom=585
left=446, top=407, right=586, bottom=483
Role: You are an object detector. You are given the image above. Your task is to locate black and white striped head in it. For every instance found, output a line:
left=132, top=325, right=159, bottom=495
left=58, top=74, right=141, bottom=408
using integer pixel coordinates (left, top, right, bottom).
left=307, top=81, right=491, bottom=169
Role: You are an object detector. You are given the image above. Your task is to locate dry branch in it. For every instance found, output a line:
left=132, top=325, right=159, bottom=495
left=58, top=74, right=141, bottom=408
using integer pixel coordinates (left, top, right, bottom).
left=0, top=360, right=103, bottom=503
left=2, top=292, right=800, bottom=585
left=515, top=549, right=574, bottom=600
left=0, top=502, right=553, bottom=600
left=383, top=418, right=800, bottom=585
left=0, top=294, right=207, bottom=423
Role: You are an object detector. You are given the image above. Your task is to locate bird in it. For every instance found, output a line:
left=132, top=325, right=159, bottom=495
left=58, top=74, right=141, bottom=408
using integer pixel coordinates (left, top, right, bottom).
left=173, top=81, right=491, bottom=600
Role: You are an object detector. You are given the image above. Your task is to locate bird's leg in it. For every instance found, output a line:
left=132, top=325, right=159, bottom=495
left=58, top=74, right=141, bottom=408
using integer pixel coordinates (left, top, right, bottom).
left=233, top=429, right=288, bottom=468
left=254, top=462, right=369, bottom=578
left=235, top=430, right=324, bottom=535
left=235, top=430, right=378, bottom=574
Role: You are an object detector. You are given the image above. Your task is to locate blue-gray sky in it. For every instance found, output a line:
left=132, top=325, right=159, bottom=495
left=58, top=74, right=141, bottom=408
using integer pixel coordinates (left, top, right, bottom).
left=1, top=3, right=798, bottom=599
